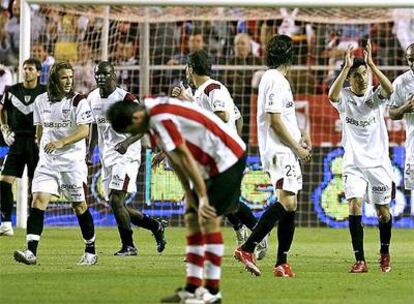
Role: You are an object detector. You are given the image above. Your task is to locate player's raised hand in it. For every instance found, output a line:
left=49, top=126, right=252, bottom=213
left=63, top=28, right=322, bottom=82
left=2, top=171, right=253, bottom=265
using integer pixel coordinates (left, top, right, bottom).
left=171, top=86, right=183, bottom=98
left=364, top=39, right=374, bottom=66
left=44, top=140, right=64, bottom=153
left=344, top=45, right=354, bottom=69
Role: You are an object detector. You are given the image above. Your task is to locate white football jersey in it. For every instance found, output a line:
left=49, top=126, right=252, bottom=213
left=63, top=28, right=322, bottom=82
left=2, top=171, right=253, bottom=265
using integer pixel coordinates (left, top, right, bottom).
left=33, top=92, right=93, bottom=165
left=88, top=87, right=142, bottom=168
left=331, top=86, right=392, bottom=169
left=257, top=69, right=301, bottom=170
left=389, top=70, right=414, bottom=156
left=144, top=97, right=246, bottom=179
left=194, top=78, right=239, bottom=134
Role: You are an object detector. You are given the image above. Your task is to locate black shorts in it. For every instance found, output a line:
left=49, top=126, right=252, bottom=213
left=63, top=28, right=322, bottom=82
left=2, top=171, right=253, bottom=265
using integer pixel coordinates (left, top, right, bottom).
left=1, top=136, right=39, bottom=178
left=189, top=155, right=246, bottom=216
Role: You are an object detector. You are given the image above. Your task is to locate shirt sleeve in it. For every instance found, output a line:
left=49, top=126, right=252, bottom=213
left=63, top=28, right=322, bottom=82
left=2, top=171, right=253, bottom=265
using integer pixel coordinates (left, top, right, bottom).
left=86, top=95, right=97, bottom=124
left=388, top=81, right=404, bottom=108
left=33, top=100, right=42, bottom=125
left=208, top=88, right=229, bottom=113
left=0, top=86, right=9, bottom=108
left=150, top=117, right=184, bottom=152
left=75, top=98, right=94, bottom=125
left=329, top=89, right=345, bottom=113
left=263, top=79, right=284, bottom=113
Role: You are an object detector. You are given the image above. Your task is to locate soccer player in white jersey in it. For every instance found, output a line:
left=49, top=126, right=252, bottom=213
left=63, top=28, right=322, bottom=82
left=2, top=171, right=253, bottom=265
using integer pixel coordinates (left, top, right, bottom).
left=88, top=61, right=166, bottom=256
left=234, top=35, right=311, bottom=277
left=329, top=41, right=394, bottom=273
left=171, top=49, right=268, bottom=260
left=389, top=43, right=414, bottom=189
left=14, top=62, right=97, bottom=266
left=107, top=97, right=247, bottom=304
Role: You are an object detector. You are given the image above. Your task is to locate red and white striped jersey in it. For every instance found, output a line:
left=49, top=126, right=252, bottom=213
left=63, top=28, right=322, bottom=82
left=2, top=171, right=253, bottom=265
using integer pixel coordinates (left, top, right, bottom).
left=144, top=97, right=246, bottom=179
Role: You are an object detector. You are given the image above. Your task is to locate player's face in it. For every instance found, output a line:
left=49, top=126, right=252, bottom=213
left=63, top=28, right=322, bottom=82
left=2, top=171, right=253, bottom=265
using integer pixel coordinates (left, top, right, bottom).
left=349, top=65, right=368, bottom=93
left=126, top=111, right=146, bottom=135
left=95, top=65, right=115, bottom=89
left=57, top=68, right=73, bottom=94
left=23, top=64, right=40, bottom=82
left=406, top=47, right=414, bottom=72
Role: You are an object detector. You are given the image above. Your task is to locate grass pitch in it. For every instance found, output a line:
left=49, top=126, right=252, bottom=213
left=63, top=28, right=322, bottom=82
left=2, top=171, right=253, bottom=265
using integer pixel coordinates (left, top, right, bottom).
left=1, top=227, right=413, bottom=304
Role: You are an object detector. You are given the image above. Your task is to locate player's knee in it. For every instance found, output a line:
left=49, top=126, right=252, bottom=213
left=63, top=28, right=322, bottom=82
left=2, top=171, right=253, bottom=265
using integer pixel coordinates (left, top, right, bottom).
left=348, top=198, right=362, bottom=215
left=72, top=201, right=87, bottom=215
left=199, top=216, right=221, bottom=233
left=376, top=205, right=391, bottom=223
left=278, top=192, right=297, bottom=211
left=109, top=190, right=125, bottom=209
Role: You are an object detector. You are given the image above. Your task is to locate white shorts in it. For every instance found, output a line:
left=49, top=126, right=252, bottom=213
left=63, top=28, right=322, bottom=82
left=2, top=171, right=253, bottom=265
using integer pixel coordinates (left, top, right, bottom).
left=404, top=156, right=414, bottom=190
left=343, top=165, right=393, bottom=205
left=32, top=159, right=88, bottom=202
left=101, top=160, right=139, bottom=199
left=265, top=152, right=302, bottom=195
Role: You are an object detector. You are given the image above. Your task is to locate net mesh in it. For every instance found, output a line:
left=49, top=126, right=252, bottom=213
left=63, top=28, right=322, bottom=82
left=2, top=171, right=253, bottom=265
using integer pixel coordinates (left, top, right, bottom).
left=8, top=5, right=414, bottom=227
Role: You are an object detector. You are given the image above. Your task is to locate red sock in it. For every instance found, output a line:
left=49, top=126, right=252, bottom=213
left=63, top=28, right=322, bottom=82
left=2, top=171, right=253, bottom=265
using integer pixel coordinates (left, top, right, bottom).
left=185, top=233, right=205, bottom=292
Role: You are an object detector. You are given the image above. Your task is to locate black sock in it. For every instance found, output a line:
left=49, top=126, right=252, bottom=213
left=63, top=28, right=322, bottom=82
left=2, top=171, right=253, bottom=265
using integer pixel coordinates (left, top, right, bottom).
left=276, top=211, right=296, bottom=266
left=379, top=214, right=392, bottom=254
left=26, top=208, right=45, bottom=256
left=0, top=181, right=13, bottom=222
left=131, top=213, right=160, bottom=234
left=349, top=215, right=365, bottom=261
left=241, top=202, right=286, bottom=252
left=185, top=284, right=198, bottom=294
left=76, top=209, right=96, bottom=254
left=226, top=213, right=243, bottom=231
left=234, top=202, right=257, bottom=230
left=117, top=226, right=134, bottom=248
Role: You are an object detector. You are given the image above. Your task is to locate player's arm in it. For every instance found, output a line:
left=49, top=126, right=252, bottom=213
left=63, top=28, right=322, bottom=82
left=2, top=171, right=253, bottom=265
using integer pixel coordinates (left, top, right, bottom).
left=167, top=143, right=214, bottom=219
left=87, top=123, right=98, bottom=160
left=328, top=46, right=354, bottom=102
left=35, top=125, right=43, bottom=146
left=171, top=82, right=193, bottom=102
left=270, top=113, right=311, bottom=162
left=214, top=111, right=229, bottom=123
left=364, top=40, right=393, bottom=98
left=236, top=116, right=243, bottom=136
left=0, top=88, right=15, bottom=146
left=115, top=133, right=144, bottom=155
left=389, top=94, right=414, bottom=120
left=44, top=124, right=90, bottom=153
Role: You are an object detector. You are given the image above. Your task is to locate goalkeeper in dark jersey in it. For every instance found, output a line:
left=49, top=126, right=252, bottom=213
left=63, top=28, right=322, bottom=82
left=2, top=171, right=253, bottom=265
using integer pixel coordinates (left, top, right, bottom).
left=0, top=58, right=46, bottom=236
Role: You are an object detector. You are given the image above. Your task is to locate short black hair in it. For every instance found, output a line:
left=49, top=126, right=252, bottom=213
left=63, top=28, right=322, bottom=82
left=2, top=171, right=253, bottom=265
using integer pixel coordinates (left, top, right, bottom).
left=106, top=101, right=141, bottom=133
left=265, top=35, right=294, bottom=68
left=342, top=57, right=367, bottom=78
left=23, top=57, right=41, bottom=72
left=188, top=49, right=211, bottom=76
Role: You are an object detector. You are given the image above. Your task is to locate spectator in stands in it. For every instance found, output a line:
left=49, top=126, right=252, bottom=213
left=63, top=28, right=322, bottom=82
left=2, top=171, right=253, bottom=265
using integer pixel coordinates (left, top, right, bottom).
left=0, top=64, right=12, bottom=99
left=115, top=39, right=139, bottom=96
left=31, top=42, right=55, bottom=85
left=220, top=33, right=261, bottom=144
left=393, top=9, right=414, bottom=51
left=0, top=6, right=16, bottom=66
left=74, top=43, right=95, bottom=94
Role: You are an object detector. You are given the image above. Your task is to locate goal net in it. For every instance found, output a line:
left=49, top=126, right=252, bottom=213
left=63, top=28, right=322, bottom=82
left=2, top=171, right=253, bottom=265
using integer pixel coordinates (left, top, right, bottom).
left=4, top=3, right=414, bottom=227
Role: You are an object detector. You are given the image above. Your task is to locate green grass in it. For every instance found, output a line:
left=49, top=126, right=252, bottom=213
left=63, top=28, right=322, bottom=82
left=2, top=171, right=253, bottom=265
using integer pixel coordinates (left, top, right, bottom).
left=1, top=227, right=413, bottom=304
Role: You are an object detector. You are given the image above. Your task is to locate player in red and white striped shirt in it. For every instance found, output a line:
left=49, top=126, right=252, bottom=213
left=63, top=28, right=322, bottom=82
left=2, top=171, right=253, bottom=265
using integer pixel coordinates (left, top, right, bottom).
left=107, top=96, right=246, bottom=304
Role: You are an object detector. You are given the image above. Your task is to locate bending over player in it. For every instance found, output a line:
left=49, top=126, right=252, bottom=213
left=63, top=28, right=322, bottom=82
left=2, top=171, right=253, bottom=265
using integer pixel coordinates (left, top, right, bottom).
left=329, top=41, right=394, bottom=273
left=107, top=97, right=246, bottom=304
left=171, top=49, right=268, bottom=260
left=14, top=62, right=97, bottom=266
left=88, top=61, right=166, bottom=256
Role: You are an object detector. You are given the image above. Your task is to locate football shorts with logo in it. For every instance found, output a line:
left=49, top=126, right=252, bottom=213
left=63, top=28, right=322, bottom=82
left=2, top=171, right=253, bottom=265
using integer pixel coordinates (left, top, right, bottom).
left=32, top=156, right=88, bottom=202
left=101, top=160, right=140, bottom=200
left=343, top=164, right=393, bottom=205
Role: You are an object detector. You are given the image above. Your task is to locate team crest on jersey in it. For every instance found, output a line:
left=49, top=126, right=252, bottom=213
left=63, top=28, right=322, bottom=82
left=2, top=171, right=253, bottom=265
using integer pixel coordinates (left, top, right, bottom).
left=24, top=95, right=31, bottom=103
left=62, top=108, right=71, bottom=119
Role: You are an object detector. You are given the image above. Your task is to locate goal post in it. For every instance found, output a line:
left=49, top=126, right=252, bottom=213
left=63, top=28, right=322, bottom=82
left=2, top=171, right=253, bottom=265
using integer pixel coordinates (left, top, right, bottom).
left=14, top=0, right=414, bottom=228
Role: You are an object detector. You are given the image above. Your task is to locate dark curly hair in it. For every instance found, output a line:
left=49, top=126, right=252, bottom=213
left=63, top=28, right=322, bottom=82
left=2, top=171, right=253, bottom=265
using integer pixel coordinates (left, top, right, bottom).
left=47, top=61, right=74, bottom=101
left=188, top=49, right=211, bottom=77
left=341, top=57, right=367, bottom=78
left=265, top=35, right=294, bottom=68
